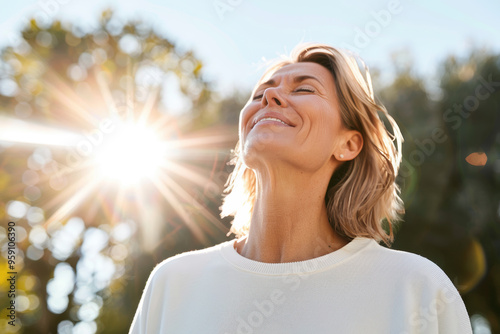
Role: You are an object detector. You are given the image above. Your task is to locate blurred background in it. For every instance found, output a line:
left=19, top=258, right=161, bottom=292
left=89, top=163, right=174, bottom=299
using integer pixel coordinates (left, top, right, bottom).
left=0, top=0, right=499, bottom=333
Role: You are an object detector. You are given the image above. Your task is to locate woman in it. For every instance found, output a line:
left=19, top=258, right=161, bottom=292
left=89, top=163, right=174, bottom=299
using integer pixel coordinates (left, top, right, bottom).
left=129, top=43, right=473, bottom=333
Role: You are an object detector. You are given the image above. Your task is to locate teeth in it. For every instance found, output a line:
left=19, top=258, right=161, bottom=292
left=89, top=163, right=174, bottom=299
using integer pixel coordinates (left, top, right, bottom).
left=256, top=117, right=288, bottom=126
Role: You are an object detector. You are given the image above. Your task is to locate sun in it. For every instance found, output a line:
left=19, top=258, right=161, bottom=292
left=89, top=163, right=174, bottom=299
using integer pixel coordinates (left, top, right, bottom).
left=0, top=62, right=233, bottom=249
left=93, top=122, right=165, bottom=186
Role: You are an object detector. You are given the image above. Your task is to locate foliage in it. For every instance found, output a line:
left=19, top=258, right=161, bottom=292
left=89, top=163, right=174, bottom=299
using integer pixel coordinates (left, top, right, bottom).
left=379, top=48, right=500, bottom=331
left=0, top=10, right=231, bottom=333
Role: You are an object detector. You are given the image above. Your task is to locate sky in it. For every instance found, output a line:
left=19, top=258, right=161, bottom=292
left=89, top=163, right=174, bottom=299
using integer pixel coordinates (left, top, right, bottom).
left=1, top=0, right=499, bottom=96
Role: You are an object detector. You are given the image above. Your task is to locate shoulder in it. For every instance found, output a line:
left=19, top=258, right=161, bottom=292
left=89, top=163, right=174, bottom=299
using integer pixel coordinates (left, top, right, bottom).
left=147, top=239, right=233, bottom=282
left=361, top=239, right=458, bottom=291
left=363, top=239, right=448, bottom=273
left=362, top=241, right=472, bottom=332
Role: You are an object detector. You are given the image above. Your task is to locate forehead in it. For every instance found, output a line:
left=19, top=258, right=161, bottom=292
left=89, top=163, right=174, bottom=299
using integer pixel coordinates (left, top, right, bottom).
left=257, top=62, right=334, bottom=88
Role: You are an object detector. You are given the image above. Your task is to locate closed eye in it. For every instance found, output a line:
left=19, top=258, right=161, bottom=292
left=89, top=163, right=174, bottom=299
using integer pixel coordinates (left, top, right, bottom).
left=295, top=87, right=315, bottom=93
left=252, top=88, right=315, bottom=101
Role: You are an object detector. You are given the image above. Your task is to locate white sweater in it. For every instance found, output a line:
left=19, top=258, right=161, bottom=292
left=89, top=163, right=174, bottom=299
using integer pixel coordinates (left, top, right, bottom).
left=129, top=237, right=473, bottom=333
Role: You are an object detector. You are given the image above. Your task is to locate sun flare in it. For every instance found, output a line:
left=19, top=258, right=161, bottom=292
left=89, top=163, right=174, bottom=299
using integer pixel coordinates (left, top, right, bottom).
left=0, top=57, right=233, bottom=250
left=94, top=122, right=165, bottom=186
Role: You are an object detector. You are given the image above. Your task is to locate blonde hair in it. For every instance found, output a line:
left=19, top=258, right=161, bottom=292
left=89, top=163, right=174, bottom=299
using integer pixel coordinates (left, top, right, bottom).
left=220, top=43, right=404, bottom=246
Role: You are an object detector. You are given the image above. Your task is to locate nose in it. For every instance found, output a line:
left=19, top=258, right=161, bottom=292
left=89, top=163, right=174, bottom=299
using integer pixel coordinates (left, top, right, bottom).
left=262, top=87, right=285, bottom=107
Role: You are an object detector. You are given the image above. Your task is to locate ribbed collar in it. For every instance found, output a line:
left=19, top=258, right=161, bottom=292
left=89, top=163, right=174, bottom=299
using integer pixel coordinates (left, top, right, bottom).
left=219, top=236, right=375, bottom=276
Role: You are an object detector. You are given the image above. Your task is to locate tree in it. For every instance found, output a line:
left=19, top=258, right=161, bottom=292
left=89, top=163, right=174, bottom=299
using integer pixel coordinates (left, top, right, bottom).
left=0, top=10, right=232, bottom=333
left=379, top=48, right=500, bottom=332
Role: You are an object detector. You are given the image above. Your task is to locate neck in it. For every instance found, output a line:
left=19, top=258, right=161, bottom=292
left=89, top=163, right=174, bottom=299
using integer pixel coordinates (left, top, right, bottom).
left=235, top=163, right=349, bottom=263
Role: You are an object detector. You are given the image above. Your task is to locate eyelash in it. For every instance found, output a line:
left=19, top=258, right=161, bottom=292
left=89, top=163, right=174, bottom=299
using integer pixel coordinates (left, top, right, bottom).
left=252, top=87, right=315, bottom=100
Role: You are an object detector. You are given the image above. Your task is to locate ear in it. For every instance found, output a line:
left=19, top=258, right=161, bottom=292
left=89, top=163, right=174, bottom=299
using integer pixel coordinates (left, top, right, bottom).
left=336, top=130, right=363, bottom=161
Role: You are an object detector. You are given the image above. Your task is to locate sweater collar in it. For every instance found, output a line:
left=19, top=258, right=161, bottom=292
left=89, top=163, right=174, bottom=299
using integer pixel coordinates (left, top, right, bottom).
left=219, top=236, right=375, bottom=276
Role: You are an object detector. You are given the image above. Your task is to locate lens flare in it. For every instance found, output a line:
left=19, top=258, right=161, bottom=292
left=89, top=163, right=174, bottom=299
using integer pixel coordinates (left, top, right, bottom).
left=0, top=64, right=234, bottom=250
left=94, top=122, right=165, bottom=186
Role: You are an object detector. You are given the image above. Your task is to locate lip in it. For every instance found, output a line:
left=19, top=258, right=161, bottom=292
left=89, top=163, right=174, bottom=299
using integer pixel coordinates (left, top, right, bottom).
left=252, top=112, right=295, bottom=129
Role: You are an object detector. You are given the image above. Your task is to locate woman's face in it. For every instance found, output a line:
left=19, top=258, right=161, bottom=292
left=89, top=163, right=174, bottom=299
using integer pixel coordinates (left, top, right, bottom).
left=239, top=62, right=348, bottom=173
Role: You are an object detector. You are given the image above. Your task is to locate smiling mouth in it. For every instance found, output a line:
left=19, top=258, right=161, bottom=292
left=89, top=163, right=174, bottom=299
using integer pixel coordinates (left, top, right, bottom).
left=253, top=117, right=292, bottom=128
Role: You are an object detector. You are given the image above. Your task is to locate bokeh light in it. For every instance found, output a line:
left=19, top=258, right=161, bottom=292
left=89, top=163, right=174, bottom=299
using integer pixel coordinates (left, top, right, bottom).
left=471, top=314, right=492, bottom=334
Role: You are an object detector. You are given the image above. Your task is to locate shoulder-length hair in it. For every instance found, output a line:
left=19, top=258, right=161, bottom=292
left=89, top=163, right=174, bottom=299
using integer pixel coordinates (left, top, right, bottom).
left=220, top=43, right=404, bottom=246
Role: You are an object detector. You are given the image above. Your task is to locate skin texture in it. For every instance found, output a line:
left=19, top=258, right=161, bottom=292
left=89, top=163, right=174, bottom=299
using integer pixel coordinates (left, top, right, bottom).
left=235, top=62, right=363, bottom=263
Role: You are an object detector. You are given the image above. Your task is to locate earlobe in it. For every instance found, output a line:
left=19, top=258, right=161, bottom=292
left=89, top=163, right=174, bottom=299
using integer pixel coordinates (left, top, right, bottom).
left=338, top=130, right=363, bottom=161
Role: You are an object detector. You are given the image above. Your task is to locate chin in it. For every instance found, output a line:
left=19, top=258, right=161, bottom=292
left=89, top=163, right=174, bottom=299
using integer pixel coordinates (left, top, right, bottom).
left=241, top=141, right=291, bottom=169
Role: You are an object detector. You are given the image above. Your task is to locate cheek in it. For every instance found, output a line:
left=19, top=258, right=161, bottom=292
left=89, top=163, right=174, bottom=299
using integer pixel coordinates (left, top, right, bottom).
left=304, top=107, right=343, bottom=157
left=238, top=107, right=250, bottom=136
left=239, top=103, right=259, bottom=136
left=320, top=116, right=340, bottom=139
left=310, top=105, right=341, bottom=137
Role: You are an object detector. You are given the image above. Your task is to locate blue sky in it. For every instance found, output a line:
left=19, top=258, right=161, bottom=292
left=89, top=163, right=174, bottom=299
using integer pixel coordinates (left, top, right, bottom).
left=1, top=0, right=499, bottom=95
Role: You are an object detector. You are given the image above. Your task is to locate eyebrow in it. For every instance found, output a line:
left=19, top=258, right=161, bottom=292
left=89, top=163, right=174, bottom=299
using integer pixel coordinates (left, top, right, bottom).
left=258, top=75, right=323, bottom=89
